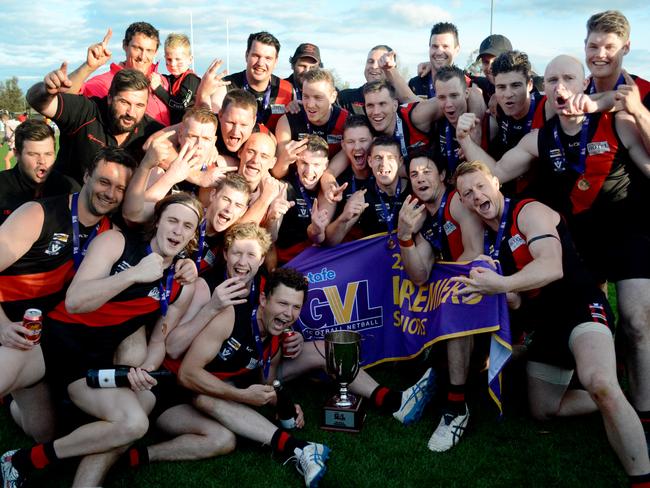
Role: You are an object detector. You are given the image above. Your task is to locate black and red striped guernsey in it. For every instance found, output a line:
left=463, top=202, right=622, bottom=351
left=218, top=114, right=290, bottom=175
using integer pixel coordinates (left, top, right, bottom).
left=419, top=189, right=464, bottom=261
left=286, top=105, right=349, bottom=158
left=42, top=235, right=184, bottom=386
left=0, top=194, right=111, bottom=321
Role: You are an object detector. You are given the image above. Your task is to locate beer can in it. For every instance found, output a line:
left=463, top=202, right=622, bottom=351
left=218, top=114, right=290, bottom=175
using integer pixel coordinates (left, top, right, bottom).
left=282, top=328, right=297, bottom=359
left=23, top=308, right=42, bottom=344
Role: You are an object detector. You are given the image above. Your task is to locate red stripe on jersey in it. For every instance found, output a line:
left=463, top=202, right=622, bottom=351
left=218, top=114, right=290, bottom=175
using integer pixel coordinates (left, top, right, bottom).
left=0, top=260, right=75, bottom=301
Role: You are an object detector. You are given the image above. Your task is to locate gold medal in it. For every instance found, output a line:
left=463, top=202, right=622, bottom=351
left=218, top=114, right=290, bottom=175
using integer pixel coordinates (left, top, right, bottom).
left=162, top=322, right=168, bottom=337
left=387, top=238, right=397, bottom=250
left=577, top=177, right=591, bottom=191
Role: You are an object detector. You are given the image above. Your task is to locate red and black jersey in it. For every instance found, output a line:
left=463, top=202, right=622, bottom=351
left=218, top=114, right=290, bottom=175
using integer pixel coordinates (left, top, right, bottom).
left=0, top=194, right=111, bottom=321
left=286, top=105, right=348, bottom=157
left=165, top=298, right=279, bottom=381
left=216, top=122, right=267, bottom=159
left=418, top=189, right=464, bottom=261
left=586, top=74, right=650, bottom=111
left=536, top=113, right=637, bottom=217
left=43, top=233, right=183, bottom=387
left=492, top=198, right=600, bottom=301
left=224, top=71, right=293, bottom=132
left=337, top=86, right=365, bottom=115
left=196, top=232, right=225, bottom=277
left=154, top=71, right=202, bottom=125
left=431, top=116, right=489, bottom=178
left=385, top=103, right=429, bottom=161
left=493, top=92, right=547, bottom=159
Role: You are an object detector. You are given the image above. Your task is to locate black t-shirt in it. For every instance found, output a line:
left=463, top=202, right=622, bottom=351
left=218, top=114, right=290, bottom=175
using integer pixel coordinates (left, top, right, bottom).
left=277, top=167, right=318, bottom=251
left=0, top=165, right=79, bottom=225
left=52, top=93, right=163, bottom=183
left=356, top=178, right=410, bottom=237
left=154, top=71, right=202, bottom=125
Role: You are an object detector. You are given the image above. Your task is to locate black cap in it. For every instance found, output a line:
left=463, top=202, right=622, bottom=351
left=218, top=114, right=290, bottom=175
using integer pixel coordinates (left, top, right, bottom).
left=290, top=43, right=322, bottom=66
left=477, top=35, right=512, bottom=60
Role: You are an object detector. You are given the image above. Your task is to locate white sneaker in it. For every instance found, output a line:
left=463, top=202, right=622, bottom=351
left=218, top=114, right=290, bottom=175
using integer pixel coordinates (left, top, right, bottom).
left=1, top=450, right=25, bottom=488
left=427, top=406, right=469, bottom=452
left=294, top=443, right=330, bottom=487
left=393, top=368, right=436, bottom=425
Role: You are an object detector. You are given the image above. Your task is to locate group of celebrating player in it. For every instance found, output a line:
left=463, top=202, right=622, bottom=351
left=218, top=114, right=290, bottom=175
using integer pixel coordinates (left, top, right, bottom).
left=0, top=8, right=649, bottom=487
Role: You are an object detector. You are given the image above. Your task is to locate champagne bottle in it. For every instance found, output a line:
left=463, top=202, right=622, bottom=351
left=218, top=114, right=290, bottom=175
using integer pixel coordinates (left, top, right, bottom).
left=86, top=366, right=172, bottom=388
left=273, top=379, right=297, bottom=429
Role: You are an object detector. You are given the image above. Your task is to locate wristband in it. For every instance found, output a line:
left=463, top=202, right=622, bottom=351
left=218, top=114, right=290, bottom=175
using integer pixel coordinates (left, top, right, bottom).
left=398, top=237, right=414, bottom=248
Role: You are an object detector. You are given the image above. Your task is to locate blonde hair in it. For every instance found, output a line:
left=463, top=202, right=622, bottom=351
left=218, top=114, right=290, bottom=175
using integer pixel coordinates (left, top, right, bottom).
left=302, top=68, right=336, bottom=90
left=165, top=33, right=191, bottom=51
left=452, top=160, right=494, bottom=185
left=223, top=222, right=272, bottom=256
left=150, top=192, right=204, bottom=254
left=586, top=10, right=630, bottom=41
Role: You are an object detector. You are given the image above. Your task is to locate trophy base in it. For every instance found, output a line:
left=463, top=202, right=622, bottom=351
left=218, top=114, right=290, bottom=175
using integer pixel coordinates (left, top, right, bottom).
left=321, top=396, right=365, bottom=432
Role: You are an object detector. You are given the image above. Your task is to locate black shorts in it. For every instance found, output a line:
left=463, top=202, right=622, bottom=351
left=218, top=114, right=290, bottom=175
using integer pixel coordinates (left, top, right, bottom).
left=149, top=375, right=193, bottom=421
left=570, top=200, right=650, bottom=283
left=512, top=286, right=615, bottom=369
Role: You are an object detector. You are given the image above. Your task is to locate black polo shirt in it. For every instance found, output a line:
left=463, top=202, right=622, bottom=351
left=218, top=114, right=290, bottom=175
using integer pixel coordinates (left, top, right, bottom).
left=52, top=93, right=163, bottom=183
left=0, top=165, right=80, bottom=225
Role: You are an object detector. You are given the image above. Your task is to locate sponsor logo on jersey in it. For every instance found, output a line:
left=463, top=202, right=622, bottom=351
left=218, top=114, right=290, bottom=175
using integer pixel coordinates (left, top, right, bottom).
left=44, top=233, right=69, bottom=256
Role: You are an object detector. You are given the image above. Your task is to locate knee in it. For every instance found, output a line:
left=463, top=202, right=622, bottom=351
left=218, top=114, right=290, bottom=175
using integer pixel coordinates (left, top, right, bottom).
left=206, top=428, right=237, bottom=456
left=115, top=410, right=149, bottom=444
left=529, top=402, right=556, bottom=421
left=584, top=371, right=622, bottom=411
left=620, top=305, right=650, bottom=342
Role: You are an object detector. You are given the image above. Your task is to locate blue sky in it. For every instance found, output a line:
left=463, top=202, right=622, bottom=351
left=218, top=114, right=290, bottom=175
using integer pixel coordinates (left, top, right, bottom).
left=2, top=0, right=649, bottom=96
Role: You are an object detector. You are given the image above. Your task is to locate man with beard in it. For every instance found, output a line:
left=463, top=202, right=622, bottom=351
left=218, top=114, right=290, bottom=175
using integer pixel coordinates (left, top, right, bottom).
left=27, top=66, right=163, bottom=184
left=0, top=120, right=79, bottom=225
left=285, top=43, right=322, bottom=101
left=338, top=45, right=394, bottom=115
left=65, top=22, right=170, bottom=126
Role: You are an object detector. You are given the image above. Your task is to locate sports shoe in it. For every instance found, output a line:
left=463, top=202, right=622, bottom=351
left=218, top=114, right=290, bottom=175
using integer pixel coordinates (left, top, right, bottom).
left=294, top=442, right=330, bottom=488
left=393, top=367, right=436, bottom=425
left=1, top=450, right=26, bottom=488
left=427, top=405, right=470, bottom=452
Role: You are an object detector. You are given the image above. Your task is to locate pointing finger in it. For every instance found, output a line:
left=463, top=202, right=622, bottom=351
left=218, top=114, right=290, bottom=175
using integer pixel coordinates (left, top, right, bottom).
left=102, top=28, right=112, bottom=47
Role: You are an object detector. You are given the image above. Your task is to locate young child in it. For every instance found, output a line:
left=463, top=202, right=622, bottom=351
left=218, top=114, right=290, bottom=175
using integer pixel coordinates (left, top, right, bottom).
left=151, top=33, right=202, bottom=124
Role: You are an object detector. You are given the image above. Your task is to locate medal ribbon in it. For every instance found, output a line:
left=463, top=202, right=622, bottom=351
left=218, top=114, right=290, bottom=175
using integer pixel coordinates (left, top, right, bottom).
left=71, top=192, right=100, bottom=270
left=146, top=245, right=176, bottom=317
left=483, top=197, right=510, bottom=259
left=552, top=116, right=590, bottom=175
left=250, top=307, right=271, bottom=380
left=244, top=74, right=272, bottom=124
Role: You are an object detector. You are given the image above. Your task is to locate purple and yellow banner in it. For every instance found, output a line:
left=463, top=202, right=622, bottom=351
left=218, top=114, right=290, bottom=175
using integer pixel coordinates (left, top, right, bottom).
left=286, top=233, right=512, bottom=410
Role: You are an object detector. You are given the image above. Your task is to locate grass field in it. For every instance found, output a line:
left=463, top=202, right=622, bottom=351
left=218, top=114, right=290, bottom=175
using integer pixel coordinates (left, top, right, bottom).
left=0, top=348, right=628, bottom=487
left=0, top=142, right=630, bottom=486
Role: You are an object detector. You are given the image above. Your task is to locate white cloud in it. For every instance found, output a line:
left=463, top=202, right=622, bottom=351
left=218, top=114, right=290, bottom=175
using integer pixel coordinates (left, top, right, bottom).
left=389, top=4, right=452, bottom=28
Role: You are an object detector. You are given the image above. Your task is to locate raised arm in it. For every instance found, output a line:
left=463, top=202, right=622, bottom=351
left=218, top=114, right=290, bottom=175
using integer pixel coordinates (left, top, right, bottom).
left=67, top=28, right=113, bottom=94
left=65, top=230, right=164, bottom=313
left=26, top=62, right=71, bottom=118
left=456, top=112, right=537, bottom=183
left=194, top=59, right=230, bottom=112
left=379, top=51, right=420, bottom=104
left=397, top=195, right=431, bottom=285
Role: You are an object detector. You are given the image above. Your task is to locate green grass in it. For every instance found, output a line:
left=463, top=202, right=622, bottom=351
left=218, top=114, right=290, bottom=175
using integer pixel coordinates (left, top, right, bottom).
left=0, top=358, right=627, bottom=487
left=0, top=143, right=15, bottom=170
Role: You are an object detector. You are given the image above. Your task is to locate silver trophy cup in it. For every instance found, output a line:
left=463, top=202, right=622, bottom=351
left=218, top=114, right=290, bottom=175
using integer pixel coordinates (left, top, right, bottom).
left=325, top=330, right=361, bottom=407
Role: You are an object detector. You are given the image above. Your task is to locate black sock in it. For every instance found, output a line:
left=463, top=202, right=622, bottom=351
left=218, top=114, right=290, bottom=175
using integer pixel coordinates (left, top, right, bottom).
left=11, top=441, right=58, bottom=474
left=629, top=472, right=650, bottom=487
left=126, top=446, right=149, bottom=468
left=370, top=386, right=402, bottom=414
left=446, top=384, right=466, bottom=415
left=270, top=429, right=307, bottom=456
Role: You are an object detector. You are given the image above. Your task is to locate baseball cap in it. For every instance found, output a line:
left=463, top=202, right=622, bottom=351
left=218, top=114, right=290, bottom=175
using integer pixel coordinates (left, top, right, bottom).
left=477, top=35, right=512, bottom=60
left=290, top=43, right=322, bottom=66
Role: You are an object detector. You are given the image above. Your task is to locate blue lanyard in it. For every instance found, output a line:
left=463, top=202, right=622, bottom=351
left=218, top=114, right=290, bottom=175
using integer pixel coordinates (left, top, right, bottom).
left=444, top=121, right=459, bottom=175
left=588, top=73, right=625, bottom=95
left=244, top=75, right=272, bottom=124
left=501, top=95, right=536, bottom=144
left=376, top=178, right=402, bottom=236
left=432, top=190, right=449, bottom=250
left=393, top=115, right=408, bottom=157
left=295, top=173, right=314, bottom=213
left=250, top=307, right=271, bottom=380
left=427, top=72, right=436, bottom=98
left=194, top=220, right=207, bottom=270
left=552, top=116, right=590, bottom=174
left=483, top=197, right=510, bottom=259
left=71, top=192, right=100, bottom=270
left=146, top=245, right=175, bottom=317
